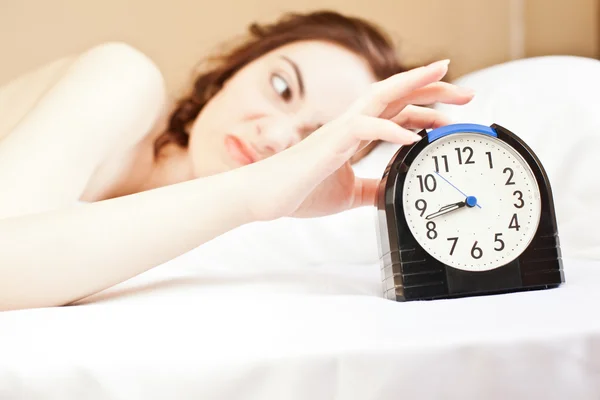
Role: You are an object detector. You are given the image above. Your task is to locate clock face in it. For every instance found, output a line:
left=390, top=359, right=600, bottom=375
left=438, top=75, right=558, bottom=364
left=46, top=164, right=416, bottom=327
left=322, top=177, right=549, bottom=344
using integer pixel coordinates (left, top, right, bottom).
left=402, top=132, right=542, bottom=272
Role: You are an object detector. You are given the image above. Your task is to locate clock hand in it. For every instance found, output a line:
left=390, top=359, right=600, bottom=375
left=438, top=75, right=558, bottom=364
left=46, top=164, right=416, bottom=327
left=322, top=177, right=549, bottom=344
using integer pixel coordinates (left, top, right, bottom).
left=425, top=196, right=479, bottom=220
left=425, top=201, right=466, bottom=220
left=434, top=171, right=482, bottom=208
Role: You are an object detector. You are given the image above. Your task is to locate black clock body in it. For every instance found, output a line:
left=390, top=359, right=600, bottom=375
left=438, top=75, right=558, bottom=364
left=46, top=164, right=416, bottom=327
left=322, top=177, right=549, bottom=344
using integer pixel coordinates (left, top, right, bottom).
left=375, top=123, right=564, bottom=301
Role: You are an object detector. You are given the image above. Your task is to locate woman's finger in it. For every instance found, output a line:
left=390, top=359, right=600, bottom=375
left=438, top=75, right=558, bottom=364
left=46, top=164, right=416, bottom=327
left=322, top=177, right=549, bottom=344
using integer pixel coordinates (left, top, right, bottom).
left=347, top=115, right=422, bottom=145
left=349, top=59, right=450, bottom=117
left=286, top=115, right=418, bottom=171
left=391, top=105, right=453, bottom=130
left=380, top=82, right=474, bottom=119
left=402, top=82, right=475, bottom=105
left=350, top=178, right=380, bottom=209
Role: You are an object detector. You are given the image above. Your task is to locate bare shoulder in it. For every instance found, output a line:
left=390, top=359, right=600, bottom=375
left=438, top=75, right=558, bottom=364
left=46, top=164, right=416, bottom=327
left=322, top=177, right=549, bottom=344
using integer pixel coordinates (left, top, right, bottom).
left=78, top=41, right=165, bottom=92
left=79, top=41, right=169, bottom=147
left=0, top=41, right=168, bottom=218
left=1, top=41, right=167, bottom=147
left=0, top=56, right=76, bottom=142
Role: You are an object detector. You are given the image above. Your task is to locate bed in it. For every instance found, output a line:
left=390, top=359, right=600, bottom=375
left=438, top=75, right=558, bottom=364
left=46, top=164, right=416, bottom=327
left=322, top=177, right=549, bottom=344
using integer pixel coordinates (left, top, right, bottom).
left=1, top=55, right=599, bottom=399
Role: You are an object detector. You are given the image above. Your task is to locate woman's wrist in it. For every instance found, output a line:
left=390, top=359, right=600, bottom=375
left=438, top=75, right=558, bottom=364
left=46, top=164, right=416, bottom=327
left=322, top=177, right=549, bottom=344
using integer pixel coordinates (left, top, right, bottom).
left=233, top=150, right=312, bottom=222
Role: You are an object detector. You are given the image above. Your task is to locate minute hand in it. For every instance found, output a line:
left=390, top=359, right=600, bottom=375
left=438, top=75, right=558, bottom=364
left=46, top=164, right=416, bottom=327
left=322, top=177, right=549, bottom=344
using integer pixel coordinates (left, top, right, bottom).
left=434, top=171, right=482, bottom=209
left=425, top=201, right=466, bottom=220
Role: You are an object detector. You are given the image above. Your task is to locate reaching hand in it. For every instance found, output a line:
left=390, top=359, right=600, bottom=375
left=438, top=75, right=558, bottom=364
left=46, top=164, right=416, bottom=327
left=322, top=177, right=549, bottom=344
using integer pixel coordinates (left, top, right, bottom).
left=244, top=59, right=475, bottom=221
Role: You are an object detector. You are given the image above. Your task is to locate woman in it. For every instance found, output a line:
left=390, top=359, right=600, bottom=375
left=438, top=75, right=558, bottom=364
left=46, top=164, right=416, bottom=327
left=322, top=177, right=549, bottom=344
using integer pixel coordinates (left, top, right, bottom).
left=0, top=10, right=473, bottom=311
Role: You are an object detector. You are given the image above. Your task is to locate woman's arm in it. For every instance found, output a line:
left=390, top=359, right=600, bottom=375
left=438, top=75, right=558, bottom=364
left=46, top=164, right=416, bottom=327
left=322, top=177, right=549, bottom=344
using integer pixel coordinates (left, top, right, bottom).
left=0, top=167, right=257, bottom=311
left=0, top=42, right=166, bottom=219
left=0, top=58, right=470, bottom=311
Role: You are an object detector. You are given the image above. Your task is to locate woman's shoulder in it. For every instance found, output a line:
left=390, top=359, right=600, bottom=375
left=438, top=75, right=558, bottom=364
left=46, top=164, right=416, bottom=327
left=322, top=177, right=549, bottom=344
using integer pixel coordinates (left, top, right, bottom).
left=0, top=41, right=167, bottom=143
left=79, top=42, right=163, bottom=79
left=0, top=41, right=168, bottom=216
left=0, top=56, right=76, bottom=142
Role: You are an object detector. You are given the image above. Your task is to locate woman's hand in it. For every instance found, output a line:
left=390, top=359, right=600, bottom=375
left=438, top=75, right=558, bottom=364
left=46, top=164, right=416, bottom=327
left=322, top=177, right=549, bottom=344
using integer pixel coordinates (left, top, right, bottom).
left=247, top=59, right=474, bottom=220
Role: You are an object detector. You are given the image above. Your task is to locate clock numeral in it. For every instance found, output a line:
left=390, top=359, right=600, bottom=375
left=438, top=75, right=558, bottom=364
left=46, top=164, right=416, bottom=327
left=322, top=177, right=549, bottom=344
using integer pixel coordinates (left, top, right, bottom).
left=509, top=213, right=521, bottom=231
left=471, top=241, right=483, bottom=259
left=426, top=221, right=437, bottom=239
left=417, top=174, right=437, bottom=193
left=432, top=155, right=449, bottom=173
left=455, top=146, right=475, bottom=165
left=494, top=233, right=505, bottom=251
left=415, top=199, right=427, bottom=217
left=447, top=237, right=458, bottom=255
left=513, top=190, right=525, bottom=208
left=486, top=151, right=493, bottom=169
left=503, top=167, right=515, bottom=185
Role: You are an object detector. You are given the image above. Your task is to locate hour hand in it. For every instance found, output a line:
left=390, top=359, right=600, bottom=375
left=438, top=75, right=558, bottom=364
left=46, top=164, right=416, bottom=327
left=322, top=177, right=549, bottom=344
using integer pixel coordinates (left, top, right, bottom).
left=425, top=201, right=466, bottom=220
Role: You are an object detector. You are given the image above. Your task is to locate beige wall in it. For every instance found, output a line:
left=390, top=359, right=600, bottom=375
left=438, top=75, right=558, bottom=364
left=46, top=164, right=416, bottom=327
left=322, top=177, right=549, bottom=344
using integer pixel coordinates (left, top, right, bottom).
left=0, top=0, right=597, bottom=95
left=525, top=0, right=599, bottom=58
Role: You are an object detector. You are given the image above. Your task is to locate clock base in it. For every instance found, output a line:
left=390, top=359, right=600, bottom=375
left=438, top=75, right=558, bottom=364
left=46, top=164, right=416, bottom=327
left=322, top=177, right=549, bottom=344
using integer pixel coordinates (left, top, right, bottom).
left=381, top=228, right=564, bottom=301
left=382, top=252, right=564, bottom=302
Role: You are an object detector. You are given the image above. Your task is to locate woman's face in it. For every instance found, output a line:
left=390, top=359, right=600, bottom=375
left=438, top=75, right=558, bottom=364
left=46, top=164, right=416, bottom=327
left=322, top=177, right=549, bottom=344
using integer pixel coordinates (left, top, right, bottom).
left=186, top=40, right=377, bottom=177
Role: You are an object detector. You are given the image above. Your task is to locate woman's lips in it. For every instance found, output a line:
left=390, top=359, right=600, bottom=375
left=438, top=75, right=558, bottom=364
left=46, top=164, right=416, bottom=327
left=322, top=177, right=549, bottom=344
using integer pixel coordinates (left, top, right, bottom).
left=224, top=135, right=258, bottom=165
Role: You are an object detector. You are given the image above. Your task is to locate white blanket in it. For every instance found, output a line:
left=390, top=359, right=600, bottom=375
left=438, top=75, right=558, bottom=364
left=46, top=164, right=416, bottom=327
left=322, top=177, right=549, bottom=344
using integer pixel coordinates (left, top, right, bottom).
left=1, top=55, right=599, bottom=399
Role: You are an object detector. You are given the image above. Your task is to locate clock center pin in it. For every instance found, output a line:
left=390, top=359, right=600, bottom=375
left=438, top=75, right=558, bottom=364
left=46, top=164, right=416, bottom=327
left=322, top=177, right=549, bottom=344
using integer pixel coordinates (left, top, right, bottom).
left=466, top=196, right=478, bottom=208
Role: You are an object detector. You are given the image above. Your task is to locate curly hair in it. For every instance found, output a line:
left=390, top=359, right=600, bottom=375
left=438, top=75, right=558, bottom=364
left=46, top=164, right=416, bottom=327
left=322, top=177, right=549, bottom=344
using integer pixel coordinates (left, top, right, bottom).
left=154, top=10, right=413, bottom=159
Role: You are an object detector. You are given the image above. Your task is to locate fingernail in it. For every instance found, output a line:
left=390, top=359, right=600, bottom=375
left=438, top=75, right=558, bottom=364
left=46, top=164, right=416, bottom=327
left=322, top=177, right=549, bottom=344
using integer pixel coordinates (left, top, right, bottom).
left=429, top=59, right=450, bottom=68
left=461, top=87, right=475, bottom=96
left=411, top=133, right=423, bottom=142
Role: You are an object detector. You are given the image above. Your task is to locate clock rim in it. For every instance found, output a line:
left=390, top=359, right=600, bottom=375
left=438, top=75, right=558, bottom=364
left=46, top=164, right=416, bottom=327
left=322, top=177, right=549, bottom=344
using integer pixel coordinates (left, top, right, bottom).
left=375, top=123, right=563, bottom=301
left=401, top=131, right=543, bottom=272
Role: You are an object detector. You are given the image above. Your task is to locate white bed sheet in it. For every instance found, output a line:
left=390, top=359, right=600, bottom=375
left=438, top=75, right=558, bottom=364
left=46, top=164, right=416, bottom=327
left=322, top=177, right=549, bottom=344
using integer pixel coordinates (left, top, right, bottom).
left=1, top=256, right=599, bottom=400
left=1, top=55, right=599, bottom=399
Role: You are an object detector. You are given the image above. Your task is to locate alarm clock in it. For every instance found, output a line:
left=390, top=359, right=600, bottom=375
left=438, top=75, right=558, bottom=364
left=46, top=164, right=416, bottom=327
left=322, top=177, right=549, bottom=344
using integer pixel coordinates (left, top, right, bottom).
left=375, top=123, right=564, bottom=301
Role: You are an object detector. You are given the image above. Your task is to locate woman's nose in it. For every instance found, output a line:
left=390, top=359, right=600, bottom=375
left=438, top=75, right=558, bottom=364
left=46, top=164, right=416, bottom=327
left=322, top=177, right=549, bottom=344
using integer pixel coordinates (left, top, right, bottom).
left=255, top=119, right=302, bottom=156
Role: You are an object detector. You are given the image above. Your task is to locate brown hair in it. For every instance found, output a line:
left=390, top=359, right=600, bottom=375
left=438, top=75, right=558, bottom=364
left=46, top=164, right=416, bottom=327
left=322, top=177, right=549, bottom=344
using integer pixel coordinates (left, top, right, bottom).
left=155, top=10, right=412, bottom=159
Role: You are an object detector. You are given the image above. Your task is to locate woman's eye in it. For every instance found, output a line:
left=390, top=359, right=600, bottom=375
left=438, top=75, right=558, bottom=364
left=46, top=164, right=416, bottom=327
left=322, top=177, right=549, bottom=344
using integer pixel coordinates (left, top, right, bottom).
left=271, top=74, right=292, bottom=102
